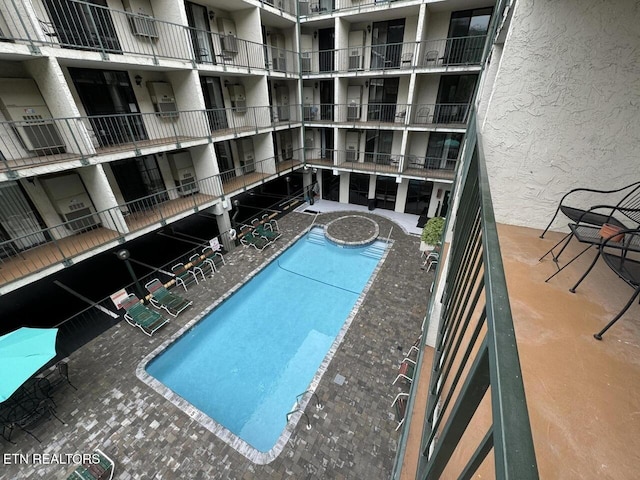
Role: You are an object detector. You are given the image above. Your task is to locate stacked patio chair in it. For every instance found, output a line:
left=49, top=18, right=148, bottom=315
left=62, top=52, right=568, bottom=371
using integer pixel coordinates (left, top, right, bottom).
left=171, top=262, right=204, bottom=291
left=251, top=218, right=282, bottom=242
left=121, top=293, right=169, bottom=336
left=145, top=279, right=192, bottom=317
left=240, top=230, right=271, bottom=251
left=202, top=244, right=225, bottom=273
left=392, top=358, right=416, bottom=385
left=391, top=392, right=409, bottom=431
left=189, top=253, right=215, bottom=278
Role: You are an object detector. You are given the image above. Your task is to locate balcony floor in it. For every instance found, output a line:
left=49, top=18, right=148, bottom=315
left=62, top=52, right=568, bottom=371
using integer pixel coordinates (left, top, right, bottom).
left=499, top=223, right=640, bottom=479
left=402, top=224, right=640, bottom=479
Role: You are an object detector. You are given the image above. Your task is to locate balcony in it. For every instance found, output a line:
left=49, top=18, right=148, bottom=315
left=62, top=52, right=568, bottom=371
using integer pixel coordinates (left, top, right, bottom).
left=0, top=175, right=222, bottom=293
left=216, top=151, right=303, bottom=194
left=301, top=36, right=485, bottom=76
left=300, top=0, right=418, bottom=18
left=1, top=0, right=298, bottom=72
left=302, top=103, right=470, bottom=129
left=0, top=107, right=302, bottom=176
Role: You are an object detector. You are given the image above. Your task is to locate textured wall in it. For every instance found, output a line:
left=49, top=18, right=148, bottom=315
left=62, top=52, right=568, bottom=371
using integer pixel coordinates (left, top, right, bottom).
left=479, top=0, right=640, bottom=231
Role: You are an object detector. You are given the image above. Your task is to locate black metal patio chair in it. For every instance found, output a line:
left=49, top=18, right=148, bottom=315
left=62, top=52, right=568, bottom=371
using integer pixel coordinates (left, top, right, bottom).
left=539, top=181, right=640, bottom=239
left=542, top=205, right=640, bottom=283
left=539, top=182, right=640, bottom=265
left=569, top=228, right=640, bottom=340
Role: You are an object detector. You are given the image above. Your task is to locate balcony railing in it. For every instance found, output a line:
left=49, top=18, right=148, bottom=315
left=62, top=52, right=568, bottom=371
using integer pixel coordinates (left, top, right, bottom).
left=259, top=0, right=297, bottom=16
left=300, top=36, right=485, bottom=75
left=0, top=107, right=303, bottom=174
left=302, top=103, right=470, bottom=126
left=300, top=0, right=415, bottom=17
left=216, top=151, right=303, bottom=194
left=0, top=174, right=223, bottom=290
left=391, top=111, right=538, bottom=478
left=2, top=0, right=298, bottom=71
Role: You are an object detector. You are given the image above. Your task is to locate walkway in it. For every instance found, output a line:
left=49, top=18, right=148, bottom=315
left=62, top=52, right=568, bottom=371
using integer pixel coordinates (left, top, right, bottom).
left=1, top=211, right=431, bottom=479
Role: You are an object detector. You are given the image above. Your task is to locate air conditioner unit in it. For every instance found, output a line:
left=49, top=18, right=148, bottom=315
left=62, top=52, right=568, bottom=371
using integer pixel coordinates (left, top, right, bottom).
left=299, top=0, right=309, bottom=15
left=227, top=84, right=247, bottom=112
left=346, top=86, right=362, bottom=121
left=301, top=52, right=311, bottom=72
left=346, top=147, right=357, bottom=162
left=177, top=169, right=199, bottom=196
left=61, top=202, right=99, bottom=233
left=282, top=144, right=293, bottom=160
left=15, top=115, right=66, bottom=154
left=128, top=13, right=158, bottom=38
left=221, top=35, right=238, bottom=54
left=238, top=138, right=255, bottom=173
left=346, top=131, right=359, bottom=161
left=0, top=78, right=66, bottom=155
left=349, top=51, right=363, bottom=70
left=272, top=56, right=287, bottom=72
left=147, top=82, right=178, bottom=118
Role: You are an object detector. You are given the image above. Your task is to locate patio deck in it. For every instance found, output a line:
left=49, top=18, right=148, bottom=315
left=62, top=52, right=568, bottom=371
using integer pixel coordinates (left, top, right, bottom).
left=399, top=223, right=640, bottom=479
left=0, top=211, right=431, bottom=479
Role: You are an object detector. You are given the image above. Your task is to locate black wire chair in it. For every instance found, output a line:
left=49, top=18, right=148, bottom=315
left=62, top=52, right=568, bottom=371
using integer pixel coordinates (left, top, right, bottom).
left=569, top=228, right=640, bottom=340
left=540, top=181, right=640, bottom=242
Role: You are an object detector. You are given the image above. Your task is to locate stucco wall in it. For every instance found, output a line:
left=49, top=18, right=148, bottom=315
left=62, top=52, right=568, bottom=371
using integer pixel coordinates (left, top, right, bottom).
left=479, top=0, right=640, bottom=232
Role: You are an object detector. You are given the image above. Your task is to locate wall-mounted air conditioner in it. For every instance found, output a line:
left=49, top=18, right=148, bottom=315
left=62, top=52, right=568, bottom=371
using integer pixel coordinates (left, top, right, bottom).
left=348, top=30, right=365, bottom=71
left=237, top=138, right=255, bottom=173
left=147, top=81, right=178, bottom=118
left=346, top=131, right=360, bottom=162
left=301, top=53, right=312, bottom=73
left=0, top=78, right=66, bottom=155
left=41, top=174, right=98, bottom=232
left=169, top=151, right=199, bottom=196
left=227, top=84, right=247, bottom=112
left=128, top=13, right=158, bottom=38
left=299, top=0, right=309, bottom=15
left=347, top=86, right=362, bottom=121
left=218, top=18, right=238, bottom=54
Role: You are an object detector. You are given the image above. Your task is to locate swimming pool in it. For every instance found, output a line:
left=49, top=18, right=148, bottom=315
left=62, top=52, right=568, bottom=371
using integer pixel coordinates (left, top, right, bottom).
left=140, top=226, right=388, bottom=463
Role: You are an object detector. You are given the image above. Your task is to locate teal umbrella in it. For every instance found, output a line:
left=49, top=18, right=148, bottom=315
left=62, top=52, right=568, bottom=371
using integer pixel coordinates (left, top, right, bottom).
left=0, top=327, right=58, bottom=402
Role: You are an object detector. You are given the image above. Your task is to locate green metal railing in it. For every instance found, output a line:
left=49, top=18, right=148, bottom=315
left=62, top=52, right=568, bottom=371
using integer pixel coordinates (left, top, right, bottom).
left=410, top=112, right=538, bottom=479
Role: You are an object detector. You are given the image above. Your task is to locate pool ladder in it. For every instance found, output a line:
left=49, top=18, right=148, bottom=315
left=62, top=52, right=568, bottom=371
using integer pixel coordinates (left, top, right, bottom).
left=285, top=390, right=324, bottom=430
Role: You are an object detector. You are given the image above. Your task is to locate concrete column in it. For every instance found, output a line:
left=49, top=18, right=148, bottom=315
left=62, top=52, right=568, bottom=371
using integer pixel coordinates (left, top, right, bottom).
left=395, top=178, right=409, bottom=213
left=78, top=164, right=129, bottom=234
left=339, top=171, right=350, bottom=203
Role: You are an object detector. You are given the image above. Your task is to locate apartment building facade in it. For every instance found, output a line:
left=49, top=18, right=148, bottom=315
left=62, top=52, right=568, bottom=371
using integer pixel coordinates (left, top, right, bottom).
left=0, top=0, right=493, bottom=296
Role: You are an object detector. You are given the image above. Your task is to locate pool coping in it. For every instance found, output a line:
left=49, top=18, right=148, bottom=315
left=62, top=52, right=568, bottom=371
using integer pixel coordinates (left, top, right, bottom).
left=136, top=222, right=393, bottom=465
left=324, top=215, right=380, bottom=247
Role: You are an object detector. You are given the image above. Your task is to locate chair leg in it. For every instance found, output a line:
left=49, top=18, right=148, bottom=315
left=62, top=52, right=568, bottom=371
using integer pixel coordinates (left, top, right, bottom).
left=539, top=232, right=572, bottom=263
left=539, top=207, right=562, bottom=239
left=545, top=245, right=593, bottom=283
left=569, top=250, right=601, bottom=293
left=594, top=287, right=640, bottom=340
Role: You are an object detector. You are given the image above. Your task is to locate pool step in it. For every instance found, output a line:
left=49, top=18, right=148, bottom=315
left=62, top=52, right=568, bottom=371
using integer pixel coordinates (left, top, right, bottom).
left=361, top=243, right=386, bottom=259
left=306, top=229, right=326, bottom=245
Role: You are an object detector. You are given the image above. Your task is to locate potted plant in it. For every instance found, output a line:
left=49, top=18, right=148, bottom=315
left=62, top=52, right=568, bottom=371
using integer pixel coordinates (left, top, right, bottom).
left=420, top=217, right=445, bottom=252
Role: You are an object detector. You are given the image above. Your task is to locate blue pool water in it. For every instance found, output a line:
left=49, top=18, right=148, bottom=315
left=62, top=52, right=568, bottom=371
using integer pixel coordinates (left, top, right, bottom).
left=146, top=227, right=386, bottom=452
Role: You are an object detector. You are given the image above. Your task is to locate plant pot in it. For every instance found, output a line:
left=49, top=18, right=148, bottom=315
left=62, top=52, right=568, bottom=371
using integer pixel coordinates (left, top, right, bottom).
left=599, top=223, right=624, bottom=242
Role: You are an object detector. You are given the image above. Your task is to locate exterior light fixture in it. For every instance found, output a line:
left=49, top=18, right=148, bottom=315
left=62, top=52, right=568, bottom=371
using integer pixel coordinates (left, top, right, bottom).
left=208, top=10, right=215, bottom=21
left=365, top=80, right=369, bottom=88
left=313, top=30, right=318, bottom=39
left=367, top=25, right=371, bottom=34
left=134, top=75, right=142, bottom=86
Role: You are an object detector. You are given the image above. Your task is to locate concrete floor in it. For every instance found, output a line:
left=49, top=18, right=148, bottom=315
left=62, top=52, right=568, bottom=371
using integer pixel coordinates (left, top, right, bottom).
left=399, top=223, right=640, bottom=479
left=0, top=210, right=431, bottom=479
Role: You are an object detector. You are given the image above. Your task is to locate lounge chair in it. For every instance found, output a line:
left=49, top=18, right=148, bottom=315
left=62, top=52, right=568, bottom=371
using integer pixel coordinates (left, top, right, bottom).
left=202, top=246, right=225, bottom=272
left=392, top=358, right=416, bottom=385
left=391, top=393, right=409, bottom=431
left=403, top=335, right=422, bottom=359
left=261, top=214, right=281, bottom=234
left=145, top=279, right=192, bottom=317
left=121, top=294, right=169, bottom=336
left=189, top=253, right=214, bottom=278
left=240, top=231, right=271, bottom=251
left=66, top=448, right=114, bottom=480
left=252, top=218, right=282, bottom=242
left=171, top=262, right=202, bottom=291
